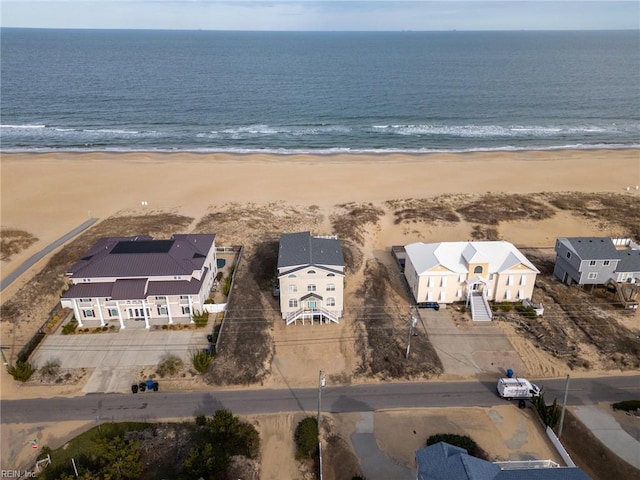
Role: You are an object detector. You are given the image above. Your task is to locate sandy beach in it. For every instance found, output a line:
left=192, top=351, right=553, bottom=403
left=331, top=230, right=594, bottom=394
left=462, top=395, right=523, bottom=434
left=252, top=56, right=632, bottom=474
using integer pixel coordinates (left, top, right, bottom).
left=2, top=149, right=639, bottom=276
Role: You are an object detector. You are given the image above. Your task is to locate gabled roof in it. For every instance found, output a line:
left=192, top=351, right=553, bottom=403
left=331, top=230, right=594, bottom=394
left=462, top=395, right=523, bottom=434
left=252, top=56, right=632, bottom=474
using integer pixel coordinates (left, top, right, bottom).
left=67, top=234, right=215, bottom=279
left=416, top=442, right=592, bottom=480
left=277, top=232, right=344, bottom=269
left=405, top=241, right=539, bottom=276
left=616, top=249, right=640, bottom=273
left=560, top=237, right=619, bottom=261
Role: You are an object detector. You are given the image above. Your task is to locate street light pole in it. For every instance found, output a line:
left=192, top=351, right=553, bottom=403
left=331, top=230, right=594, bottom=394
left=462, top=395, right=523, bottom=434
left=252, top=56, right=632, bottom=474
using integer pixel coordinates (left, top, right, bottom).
left=558, top=374, right=570, bottom=438
left=406, top=316, right=418, bottom=359
left=318, top=370, right=326, bottom=480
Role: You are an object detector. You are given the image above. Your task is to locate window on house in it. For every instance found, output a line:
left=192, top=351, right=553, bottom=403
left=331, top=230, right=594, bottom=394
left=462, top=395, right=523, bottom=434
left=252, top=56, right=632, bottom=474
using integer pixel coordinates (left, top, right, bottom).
left=307, top=285, right=317, bottom=292
left=589, top=260, right=596, bottom=266
left=439, top=291, right=446, bottom=302
left=326, top=283, right=335, bottom=291
left=441, top=277, right=447, bottom=287
left=288, top=285, right=298, bottom=293
left=520, top=276, right=526, bottom=286
left=489, top=274, right=494, bottom=280
left=505, top=290, right=512, bottom=300
left=289, top=299, right=298, bottom=308
left=82, top=309, right=95, bottom=318
left=326, top=297, right=336, bottom=307
left=456, top=288, right=462, bottom=298
left=107, top=308, right=118, bottom=317
left=157, top=306, right=168, bottom=315
left=517, top=290, right=524, bottom=300
left=459, top=274, right=466, bottom=282
left=288, top=274, right=297, bottom=278
left=181, top=306, right=191, bottom=315
left=327, top=273, right=335, bottom=277
left=507, top=275, right=514, bottom=286
left=307, top=270, right=316, bottom=274
left=473, top=266, right=483, bottom=274
left=603, top=260, right=610, bottom=266
left=80, top=298, right=92, bottom=302
left=566, top=251, right=571, bottom=259
left=588, top=272, right=598, bottom=280
left=180, top=295, right=189, bottom=300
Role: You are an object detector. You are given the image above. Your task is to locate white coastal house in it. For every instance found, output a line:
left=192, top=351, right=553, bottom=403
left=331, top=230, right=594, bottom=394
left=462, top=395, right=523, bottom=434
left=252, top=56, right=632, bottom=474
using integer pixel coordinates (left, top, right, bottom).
left=61, top=234, right=217, bottom=329
left=277, top=231, right=345, bottom=325
left=404, top=241, right=540, bottom=321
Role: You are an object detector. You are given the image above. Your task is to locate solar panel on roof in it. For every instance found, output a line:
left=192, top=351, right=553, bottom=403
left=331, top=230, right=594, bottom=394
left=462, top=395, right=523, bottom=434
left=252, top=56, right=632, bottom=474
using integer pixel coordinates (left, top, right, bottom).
left=110, top=240, right=174, bottom=254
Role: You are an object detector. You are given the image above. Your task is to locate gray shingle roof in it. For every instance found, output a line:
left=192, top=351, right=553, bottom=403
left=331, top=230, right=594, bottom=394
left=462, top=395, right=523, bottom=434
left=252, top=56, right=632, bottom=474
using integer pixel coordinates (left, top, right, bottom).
left=277, top=232, right=344, bottom=269
left=68, top=234, right=215, bottom=279
left=615, top=249, right=640, bottom=273
left=416, top=443, right=592, bottom=480
left=564, top=237, right=619, bottom=260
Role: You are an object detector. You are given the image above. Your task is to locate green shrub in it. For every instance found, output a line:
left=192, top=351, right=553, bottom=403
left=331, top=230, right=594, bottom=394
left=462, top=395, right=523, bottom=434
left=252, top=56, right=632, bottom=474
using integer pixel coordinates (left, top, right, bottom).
left=9, top=360, right=35, bottom=382
left=192, top=310, right=209, bottom=328
left=204, top=298, right=215, bottom=304
left=426, top=433, right=487, bottom=460
left=157, top=353, right=183, bottom=377
left=460, top=305, right=467, bottom=313
left=222, top=276, right=232, bottom=296
left=61, top=319, right=78, bottom=335
left=195, top=415, right=207, bottom=426
left=515, top=304, right=537, bottom=319
left=191, top=350, right=213, bottom=374
left=40, top=359, right=61, bottom=380
left=294, top=417, right=318, bottom=460
left=493, top=302, right=513, bottom=312
left=612, top=400, right=640, bottom=412
left=531, top=391, right=562, bottom=429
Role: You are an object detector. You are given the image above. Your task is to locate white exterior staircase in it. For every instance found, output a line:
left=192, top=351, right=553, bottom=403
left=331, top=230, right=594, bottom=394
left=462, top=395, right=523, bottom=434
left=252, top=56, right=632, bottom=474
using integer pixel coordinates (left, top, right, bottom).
left=286, top=308, right=340, bottom=325
left=470, top=292, right=493, bottom=321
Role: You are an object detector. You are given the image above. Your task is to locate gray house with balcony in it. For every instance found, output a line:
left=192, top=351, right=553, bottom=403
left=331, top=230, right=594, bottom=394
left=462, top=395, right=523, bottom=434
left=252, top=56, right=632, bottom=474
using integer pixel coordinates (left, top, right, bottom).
left=553, top=237, right=640, bottom=286
left=277, top=232, right=345, bottom=325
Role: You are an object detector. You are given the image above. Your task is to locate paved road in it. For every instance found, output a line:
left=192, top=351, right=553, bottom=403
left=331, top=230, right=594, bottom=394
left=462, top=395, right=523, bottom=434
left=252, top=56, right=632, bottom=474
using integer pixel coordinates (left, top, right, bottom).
left=2, top=376, right=638, bottom=425
left=0, top=218, right=99, bottom=292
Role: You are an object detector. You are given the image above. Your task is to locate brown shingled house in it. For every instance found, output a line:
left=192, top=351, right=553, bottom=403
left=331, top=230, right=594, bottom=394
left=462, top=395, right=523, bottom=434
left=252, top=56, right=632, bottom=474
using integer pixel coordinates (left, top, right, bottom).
left=60, top=234, right=217, bottom=329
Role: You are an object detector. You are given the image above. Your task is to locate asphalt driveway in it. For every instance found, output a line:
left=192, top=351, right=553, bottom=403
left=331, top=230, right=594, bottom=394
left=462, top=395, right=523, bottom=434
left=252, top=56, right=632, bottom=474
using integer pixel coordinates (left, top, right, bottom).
left=32, top=329, right=209, bottom=393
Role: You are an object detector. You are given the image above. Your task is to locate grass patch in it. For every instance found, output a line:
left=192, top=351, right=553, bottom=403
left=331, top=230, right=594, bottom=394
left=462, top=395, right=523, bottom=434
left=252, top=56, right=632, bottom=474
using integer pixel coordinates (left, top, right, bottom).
left=457, top=193, right=556, bottom=225
left=0, top=228, right=38, bottom=261
left=39, top=359, right=61, bottom=380
left=386, top=197, right=460, bottom=224
left=331, top=202, right=384, bottom=245
left=156, top=353, right=184, bottom=378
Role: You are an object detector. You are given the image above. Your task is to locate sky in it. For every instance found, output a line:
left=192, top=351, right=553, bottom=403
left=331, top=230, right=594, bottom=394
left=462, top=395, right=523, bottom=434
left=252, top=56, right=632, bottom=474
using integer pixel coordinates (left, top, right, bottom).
left=1, top=1, right=639, bottom=31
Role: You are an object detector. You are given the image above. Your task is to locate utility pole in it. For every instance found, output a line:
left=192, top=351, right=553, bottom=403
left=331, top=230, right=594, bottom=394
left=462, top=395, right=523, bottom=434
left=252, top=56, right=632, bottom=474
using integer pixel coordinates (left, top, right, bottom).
left=318, top=370, right=326, bottom=480
left=406, top=316, right=418, bottom=359
left=558, top=374, right=570, bottom=438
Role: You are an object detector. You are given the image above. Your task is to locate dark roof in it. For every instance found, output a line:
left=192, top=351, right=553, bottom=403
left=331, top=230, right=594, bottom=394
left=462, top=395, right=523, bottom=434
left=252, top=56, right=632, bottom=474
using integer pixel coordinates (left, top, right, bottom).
left=300, top=292, right=323, bottom=301
left=416, top=442, right=592, bottom=480
left=111, top=278, right=148, bottom=300
left=277, top=232, right=344, bottom=269
left=62, top=283, right=115, bottom=299
left=564, top=237, right=619, bottom=260
left=68, top=234, right=215, bottom=279
left=62, top=273, right=205, bottom=300
left=615, top=250, right=640, bottom=273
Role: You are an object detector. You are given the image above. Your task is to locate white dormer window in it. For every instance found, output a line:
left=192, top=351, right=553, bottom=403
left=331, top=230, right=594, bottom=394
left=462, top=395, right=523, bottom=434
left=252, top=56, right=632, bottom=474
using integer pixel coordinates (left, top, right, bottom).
left=589, top=260, right=596, bottom=266
left=307, top=270, right=316, bottom=274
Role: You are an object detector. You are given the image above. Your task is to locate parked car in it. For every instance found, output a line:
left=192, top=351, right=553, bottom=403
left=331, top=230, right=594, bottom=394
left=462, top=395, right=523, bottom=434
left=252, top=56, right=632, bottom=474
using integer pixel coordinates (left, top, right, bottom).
left=416, top=301, right=440, bottom=310
left=273, top=283, right=280, bottom=297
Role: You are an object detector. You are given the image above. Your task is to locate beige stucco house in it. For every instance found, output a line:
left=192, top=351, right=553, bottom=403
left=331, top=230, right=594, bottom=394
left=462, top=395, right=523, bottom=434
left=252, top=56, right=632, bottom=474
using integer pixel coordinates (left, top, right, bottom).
left=277, top=232, right=345, bottom=325
left=61, top=234, right=217, bottom=329
left=404, top=241, right=539, bottom=321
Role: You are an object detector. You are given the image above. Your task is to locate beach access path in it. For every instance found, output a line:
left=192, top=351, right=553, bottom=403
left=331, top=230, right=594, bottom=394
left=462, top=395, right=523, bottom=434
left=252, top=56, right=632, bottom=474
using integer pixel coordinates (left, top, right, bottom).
left=0, top=217, right=98, bottom=292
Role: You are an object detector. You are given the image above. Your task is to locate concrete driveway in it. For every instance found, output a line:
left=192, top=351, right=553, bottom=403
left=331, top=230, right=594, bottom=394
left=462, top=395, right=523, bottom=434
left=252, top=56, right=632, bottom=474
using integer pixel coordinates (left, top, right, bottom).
left=32, top=329, right=209, bottom=394
left=418, top=308, right=526, bottom=377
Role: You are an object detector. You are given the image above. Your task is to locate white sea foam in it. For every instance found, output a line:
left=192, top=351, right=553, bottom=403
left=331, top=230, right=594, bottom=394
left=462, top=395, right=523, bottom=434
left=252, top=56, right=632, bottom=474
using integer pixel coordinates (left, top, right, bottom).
left=0, top=124, right=46, bottom=129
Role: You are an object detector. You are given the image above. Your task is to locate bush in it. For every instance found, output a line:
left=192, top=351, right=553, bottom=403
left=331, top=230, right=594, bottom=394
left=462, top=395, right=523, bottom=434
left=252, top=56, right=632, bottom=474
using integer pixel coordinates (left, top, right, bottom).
left=191, top=350, right=213, bottom=374
left=40, top=359, right=61, bottom=380
left=222, top=276, right=232, bottom=296
left=61, top=318, right=78, bottom=335
left=204, top=298, right=215, bottom=304
left=9, top=360, right=35, bottom=382
left=612, top=400, right=640, bottom=412
left=156, top=354, right=183, bottom=377
left=192, top=310, right=209, bottom=328
left=515, top=304, right=537, bottom=319
left=531, top=391, right=562, bottom=429
left=493, top=302, right=513, bottom=313
left=426, top=433, right=487, bottom=460
left=294, top=417, right=318, bottom=460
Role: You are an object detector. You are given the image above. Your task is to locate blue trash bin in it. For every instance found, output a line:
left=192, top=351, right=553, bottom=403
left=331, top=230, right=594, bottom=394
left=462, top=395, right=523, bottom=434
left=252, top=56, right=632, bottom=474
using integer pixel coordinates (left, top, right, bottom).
left=506, top=369, right=514, bottom=378
left=146, top=379, right=154, bottom=390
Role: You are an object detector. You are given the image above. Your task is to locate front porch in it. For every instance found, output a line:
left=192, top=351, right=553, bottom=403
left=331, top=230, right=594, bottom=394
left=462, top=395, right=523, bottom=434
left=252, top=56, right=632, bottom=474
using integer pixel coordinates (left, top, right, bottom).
left=285, top=308, right=340, bottom=325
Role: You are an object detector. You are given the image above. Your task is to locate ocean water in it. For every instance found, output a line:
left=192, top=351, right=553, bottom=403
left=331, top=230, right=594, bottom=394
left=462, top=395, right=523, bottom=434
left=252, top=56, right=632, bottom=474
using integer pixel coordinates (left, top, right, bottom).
left=1, top=29, right=638, bottom=154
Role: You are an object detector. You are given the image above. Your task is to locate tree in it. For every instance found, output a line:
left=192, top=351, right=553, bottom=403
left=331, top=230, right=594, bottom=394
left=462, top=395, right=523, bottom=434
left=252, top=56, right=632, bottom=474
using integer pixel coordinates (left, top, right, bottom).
left=294, top=417, right=318, bottom=460
left=94, top=435, right=142, bottom=479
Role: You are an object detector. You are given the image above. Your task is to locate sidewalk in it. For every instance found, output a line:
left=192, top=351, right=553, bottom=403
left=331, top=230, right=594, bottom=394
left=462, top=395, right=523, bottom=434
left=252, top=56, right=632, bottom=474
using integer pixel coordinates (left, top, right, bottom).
left=572, top=405, right=640, bottom=469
